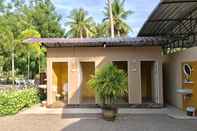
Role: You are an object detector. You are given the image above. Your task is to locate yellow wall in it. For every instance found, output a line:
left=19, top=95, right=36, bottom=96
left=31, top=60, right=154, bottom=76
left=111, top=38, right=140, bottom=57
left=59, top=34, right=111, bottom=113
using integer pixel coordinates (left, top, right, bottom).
left=52, top=63, right=68, bottom=96
left=47, top=47, right=163, bottom=105
left=182, top=62, right=197, bottom=110
left=80, top=62, right=95, bottom=99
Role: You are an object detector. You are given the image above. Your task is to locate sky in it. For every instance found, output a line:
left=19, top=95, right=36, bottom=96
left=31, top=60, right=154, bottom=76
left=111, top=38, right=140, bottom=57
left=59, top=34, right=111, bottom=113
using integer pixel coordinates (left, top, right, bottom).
left=52, top=0, right=160, bottom=37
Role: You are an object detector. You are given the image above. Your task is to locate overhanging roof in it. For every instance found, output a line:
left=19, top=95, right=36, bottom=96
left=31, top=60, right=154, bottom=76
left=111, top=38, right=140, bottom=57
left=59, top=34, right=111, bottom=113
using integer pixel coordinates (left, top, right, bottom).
left=24, top=37, right=167, bottom=48
left=138, top=0, right=197, bottom=37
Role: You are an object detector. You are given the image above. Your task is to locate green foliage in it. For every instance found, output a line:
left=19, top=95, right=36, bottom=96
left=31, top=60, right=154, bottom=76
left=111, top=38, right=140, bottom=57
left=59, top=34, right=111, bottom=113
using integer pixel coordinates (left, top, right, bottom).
left=22, top=0, right=64, bottom=37
left=0, top=0, right=5, bottom=12
left=65, top=8, right=96, bottom=38
left=0, top=0, right=133, bottom=80
left=103, top=0, right=133, bottom=36
left=0, top=88, right=39, bottom=116
left=95, top=23, right=109, bottom=37
left=88, top=64, right=128, bottom=105
left=0, top=0, right=63, bottom=79
left=20, top=29, right=46, bottom=77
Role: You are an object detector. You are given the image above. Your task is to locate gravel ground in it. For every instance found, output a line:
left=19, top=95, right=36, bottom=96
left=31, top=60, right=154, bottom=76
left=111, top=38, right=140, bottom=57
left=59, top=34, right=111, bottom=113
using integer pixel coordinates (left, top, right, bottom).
left=0, top=114, right=197, bottom=131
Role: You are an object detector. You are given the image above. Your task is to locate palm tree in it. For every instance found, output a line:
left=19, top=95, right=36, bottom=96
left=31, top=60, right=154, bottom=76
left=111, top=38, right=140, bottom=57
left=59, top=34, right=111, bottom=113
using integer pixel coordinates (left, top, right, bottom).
left=107, top=0, right=114, bottom=38
left=103, top=0, right=133, bottom=37
left=95, top=23, right=109, bottom=37
left=65, top=8, right=96, bottom=38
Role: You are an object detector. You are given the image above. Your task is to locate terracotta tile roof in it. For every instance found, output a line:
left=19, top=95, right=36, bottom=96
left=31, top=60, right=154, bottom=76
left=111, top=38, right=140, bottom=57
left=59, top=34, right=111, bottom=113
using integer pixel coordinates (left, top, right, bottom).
left=24, top=37, right=167, bottom=48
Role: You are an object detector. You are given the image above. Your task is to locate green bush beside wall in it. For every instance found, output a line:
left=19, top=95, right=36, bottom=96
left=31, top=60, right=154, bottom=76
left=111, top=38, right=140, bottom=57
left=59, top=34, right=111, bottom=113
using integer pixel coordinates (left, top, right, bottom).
left=0, top=88, right=39, bottom=116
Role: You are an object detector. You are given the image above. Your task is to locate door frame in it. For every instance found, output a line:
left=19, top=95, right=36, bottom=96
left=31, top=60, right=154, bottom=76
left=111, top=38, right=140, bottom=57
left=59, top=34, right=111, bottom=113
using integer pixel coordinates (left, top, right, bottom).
left=139, top=59, right=163, bottom=104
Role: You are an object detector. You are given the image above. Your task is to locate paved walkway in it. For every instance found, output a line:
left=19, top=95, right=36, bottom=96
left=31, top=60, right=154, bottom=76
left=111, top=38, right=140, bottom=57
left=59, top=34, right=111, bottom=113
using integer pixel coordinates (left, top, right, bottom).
left=0, top=114, right=197, bottom=131
left=20, top=104, right=197, bottom=119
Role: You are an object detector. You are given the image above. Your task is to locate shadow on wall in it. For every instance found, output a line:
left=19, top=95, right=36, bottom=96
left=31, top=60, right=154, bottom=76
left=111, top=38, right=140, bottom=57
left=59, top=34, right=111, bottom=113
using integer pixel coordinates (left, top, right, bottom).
left=162, top=56, right=173, bottom=106
left=163, top=56, right=174, bottom=106
left=162, top=55, right=181, bottom=108
left=162, top=61, right=168, bottom=105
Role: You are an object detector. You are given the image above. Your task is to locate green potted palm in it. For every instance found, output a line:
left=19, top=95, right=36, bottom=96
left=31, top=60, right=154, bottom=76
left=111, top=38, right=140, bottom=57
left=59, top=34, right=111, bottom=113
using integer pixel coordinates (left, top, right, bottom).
left=88, top=64, right=128, bottom=121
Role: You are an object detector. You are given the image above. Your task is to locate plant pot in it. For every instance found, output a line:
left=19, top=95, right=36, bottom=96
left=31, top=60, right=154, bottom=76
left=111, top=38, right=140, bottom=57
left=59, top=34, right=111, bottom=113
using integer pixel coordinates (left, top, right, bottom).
left=102, top=106, right=117, bottom=121
left=186, top=106, right=196, bottom=116
left=41, top=101, right=47, bottom=107
left=56, top=94, right=61, bottom=101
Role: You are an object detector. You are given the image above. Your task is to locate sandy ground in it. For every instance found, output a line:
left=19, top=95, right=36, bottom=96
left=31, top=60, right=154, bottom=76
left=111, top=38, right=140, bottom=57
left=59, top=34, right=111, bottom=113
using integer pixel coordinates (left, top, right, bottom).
left=0, top=114, right=197, bottom=131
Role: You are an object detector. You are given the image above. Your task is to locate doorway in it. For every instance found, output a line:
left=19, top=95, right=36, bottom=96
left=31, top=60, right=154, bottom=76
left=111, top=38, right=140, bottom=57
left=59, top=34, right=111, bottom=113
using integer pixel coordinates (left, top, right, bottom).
left=112, top=61, right=129, bottom=104
left=52, top=62, right=68, bottom=107
left=141, top=61, right=156, bottom=103
left=80, top=62, right=95, bottom=104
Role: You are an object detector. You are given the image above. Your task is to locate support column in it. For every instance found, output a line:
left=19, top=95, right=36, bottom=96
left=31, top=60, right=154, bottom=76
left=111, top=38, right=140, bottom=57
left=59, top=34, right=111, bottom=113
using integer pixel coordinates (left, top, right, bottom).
left=68, top=58, right=80, bottom=104
left=158, top=61, right=164, bottom=105
left=128, top=60, right=142, bottom=104
left=152, top=61, right=163, bottom=105
left=47, top=58, right=53, bottom=105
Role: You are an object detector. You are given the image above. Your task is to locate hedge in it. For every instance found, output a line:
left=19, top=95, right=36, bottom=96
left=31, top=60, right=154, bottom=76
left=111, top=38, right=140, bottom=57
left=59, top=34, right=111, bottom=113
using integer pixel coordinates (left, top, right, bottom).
left=0, top=88, right=39, bottom=116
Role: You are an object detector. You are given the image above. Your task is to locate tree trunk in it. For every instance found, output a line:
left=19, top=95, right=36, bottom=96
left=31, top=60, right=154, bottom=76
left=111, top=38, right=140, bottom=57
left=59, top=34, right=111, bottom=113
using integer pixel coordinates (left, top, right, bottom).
left=80, top=30, right=83, bottom=39
left=118, top=30, right=120, bottom=37
left=86, top=29, right=89, bottom=38
left=108, top=0, right=114, bottom=38
left=38, top=57, right=40, bottom=74
left=27, top=52, right=30, bottom=79
left=11, top=52, right=15, bottom=88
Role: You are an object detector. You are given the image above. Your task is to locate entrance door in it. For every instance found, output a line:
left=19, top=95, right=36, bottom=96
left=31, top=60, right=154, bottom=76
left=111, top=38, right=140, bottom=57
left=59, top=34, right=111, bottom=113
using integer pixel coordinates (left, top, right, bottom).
left=141, top=61, right=160, bottom=104
left=52, top=62, right=68, bottom=105
left=80, top=62, right=95, bottom=104
left=112, top=61, right=129, bottom=104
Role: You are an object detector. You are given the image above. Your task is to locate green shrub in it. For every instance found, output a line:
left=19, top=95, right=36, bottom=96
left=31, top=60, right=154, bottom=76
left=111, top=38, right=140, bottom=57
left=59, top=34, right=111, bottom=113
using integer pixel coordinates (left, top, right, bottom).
left=0, top=88, right=39, bottom=116
left=88, top=64, right=128, bottom=106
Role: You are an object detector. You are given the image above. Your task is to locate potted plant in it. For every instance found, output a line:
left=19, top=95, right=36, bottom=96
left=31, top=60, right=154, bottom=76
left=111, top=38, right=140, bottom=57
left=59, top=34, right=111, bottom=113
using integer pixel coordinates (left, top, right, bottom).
left=88, top=64, right=128, bottom=121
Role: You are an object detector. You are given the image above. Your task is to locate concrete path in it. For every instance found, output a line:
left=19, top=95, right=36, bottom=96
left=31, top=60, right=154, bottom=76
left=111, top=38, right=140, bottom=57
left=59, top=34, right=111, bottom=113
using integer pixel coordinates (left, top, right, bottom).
left=19, top=104, right=197, bottom=120
left=0, top=114, right=197, bottom=131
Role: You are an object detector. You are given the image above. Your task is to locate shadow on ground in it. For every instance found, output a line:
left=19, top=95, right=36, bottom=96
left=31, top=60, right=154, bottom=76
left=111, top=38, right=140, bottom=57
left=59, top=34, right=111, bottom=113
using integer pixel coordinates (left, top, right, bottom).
left=60, top=114, right=197, bottom=131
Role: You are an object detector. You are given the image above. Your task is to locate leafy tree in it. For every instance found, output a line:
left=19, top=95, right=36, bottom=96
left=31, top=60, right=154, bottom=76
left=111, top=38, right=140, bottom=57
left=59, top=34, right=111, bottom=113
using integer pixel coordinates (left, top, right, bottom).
left=65, top=8, right=96, bottom=38
left=103, top=0, right=132, bottom=36
left=20, top=29, right=46, bottom=78
left=0, top=0, right=62, bottom=82
left=0, top=0, right=5, bottom=13
left=95, top=23, right=109, bottom=37
left=0, top=15, right=20, bottom=85
left=22, top=0, right=64, bottom=37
